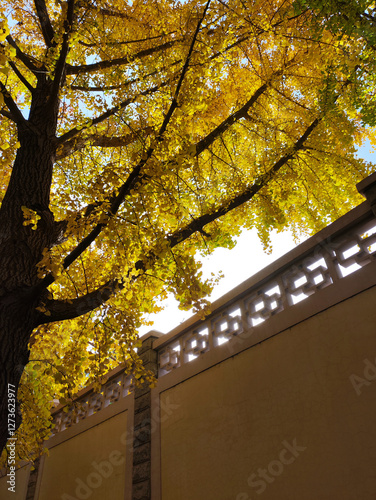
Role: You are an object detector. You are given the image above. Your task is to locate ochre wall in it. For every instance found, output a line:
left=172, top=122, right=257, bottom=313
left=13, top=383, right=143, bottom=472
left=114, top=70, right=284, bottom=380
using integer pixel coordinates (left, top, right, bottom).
left=0, top=464, right=30, bottom=500
left=160, top=286, right=376, bottom=500
left=38, top=410, right=128, bottom=500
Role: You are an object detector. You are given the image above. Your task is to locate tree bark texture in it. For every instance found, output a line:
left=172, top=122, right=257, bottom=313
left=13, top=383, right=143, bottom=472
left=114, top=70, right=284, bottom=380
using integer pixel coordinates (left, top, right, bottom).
left=0, top=80, right=60, bottom=453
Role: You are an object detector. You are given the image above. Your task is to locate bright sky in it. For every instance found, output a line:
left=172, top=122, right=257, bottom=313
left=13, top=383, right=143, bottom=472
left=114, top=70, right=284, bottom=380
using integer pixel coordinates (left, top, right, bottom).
left=139, top=139, right=376, bottom=336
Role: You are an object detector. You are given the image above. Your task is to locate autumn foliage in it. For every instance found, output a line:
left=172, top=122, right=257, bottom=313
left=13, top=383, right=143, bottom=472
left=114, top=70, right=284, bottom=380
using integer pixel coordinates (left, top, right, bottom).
left=0, top=0, right=374, bottom=461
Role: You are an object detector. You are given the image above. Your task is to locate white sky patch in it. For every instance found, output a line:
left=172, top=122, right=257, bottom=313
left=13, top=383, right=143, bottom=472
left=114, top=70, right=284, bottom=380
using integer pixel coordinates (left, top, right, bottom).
left=139, top=229, right=304, bottom=335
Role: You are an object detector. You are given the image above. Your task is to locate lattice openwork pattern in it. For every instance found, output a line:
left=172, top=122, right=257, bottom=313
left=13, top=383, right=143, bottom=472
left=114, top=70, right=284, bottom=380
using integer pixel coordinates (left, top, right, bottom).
left=52, top=371, right=132, bottom=434
left=157, top=214, right=376, bottom=376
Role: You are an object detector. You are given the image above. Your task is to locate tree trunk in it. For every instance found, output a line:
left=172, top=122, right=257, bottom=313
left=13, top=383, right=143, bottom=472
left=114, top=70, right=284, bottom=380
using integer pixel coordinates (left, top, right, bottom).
left=0, top=79, right=60, bottom=455
left=0, top=299, right=37, bottom=453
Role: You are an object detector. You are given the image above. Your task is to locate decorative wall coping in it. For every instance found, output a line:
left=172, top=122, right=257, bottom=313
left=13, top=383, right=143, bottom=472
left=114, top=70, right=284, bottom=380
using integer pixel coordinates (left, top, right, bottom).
left=153, top=201, right=376, bottom=376
left=51, top=363, right=132, bottom=434
left=153, top=201, right=371, bottom=352
left=357, top=171, right=376, bottom=197
left=357, top=172, right=376, bottom=215
left=50, top=332, right=165, bottom=434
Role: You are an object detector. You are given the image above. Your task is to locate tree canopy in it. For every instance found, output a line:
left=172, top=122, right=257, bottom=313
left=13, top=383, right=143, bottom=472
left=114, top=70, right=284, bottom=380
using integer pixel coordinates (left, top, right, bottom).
left=0, top=0, right=374, bottom=462
left=292, top=0, right=376, bottom=127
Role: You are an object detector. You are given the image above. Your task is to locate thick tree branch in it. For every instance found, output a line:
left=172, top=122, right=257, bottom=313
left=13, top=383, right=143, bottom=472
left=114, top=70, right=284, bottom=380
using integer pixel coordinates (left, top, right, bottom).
left=57, top=81, right=166, bottom=145
left=50, top=0, right=75, bottom=104
left=69, top=64, right=164, bottom=91
left=0, top=82, right=27, bottom=125
left=70, top=59, right=182, bottom=92
left=35, top=280, right=118, bottom=325
left=6, top=35, right=43, bottom=75
left=191, top=54, right=301, bottom=155
left=0, top=109, right=17, bottom=122
left=69, top=31, right=248, bottom=91
left=94, top=7, right=131, bottom=19
left=166, top=118, right=321, bottom=250
left=104, top=0, right=212, bottom=217
left=194, top=83, right=269, bottom=156
left=34, top=0, right=55, bottom=47
left=70, top=78, right=139, bottom=92
left=80, top=3, right=133, bottom=20
left=56, top=127, right=154, bottom=160
left=79, top=31, right=177, bottom=48
left=80, top=1, right=158, bottom=26
left=8, top=61, right=34, bottom=93
left=66, top=40, right=177, bottom=75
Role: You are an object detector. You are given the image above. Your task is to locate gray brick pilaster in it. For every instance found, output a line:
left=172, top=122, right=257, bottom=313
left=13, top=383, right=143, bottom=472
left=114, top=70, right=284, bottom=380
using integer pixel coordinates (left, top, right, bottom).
left=25, top=458, right=40, bottom=500
left=132, top=331, right=162, bottom=500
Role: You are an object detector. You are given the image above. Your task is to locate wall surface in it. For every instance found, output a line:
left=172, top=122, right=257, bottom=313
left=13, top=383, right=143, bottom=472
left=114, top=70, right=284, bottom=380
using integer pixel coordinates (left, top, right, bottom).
left=37, top=410, right=128, bottom=500
left=160, top=286, right=376, bottom=500
left=0, top=464, right=30, bottom=500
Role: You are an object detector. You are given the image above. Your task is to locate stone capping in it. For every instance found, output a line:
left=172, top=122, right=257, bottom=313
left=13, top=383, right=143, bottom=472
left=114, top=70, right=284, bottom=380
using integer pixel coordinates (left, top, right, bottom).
left=357, top=171, right=376, bottom=215
left=153, top=201, right=371, bottom=352
left=51, top=362, right=128, bottom=417
left=356, top=171, right=376, bottom=197
left=51, top=332, right=163, bottom=418
left=51, top=363, right=133, bottom=434
left=50, top=333, right=163, bottom=436
left=153, top=202, right=376, bottom=376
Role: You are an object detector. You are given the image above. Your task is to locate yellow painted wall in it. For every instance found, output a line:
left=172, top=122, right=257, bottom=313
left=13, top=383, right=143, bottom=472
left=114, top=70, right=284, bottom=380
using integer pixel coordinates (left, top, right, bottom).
left=160, top=286, right=376, bottom=500
left=38, top=410, right=128, bottom=500
left=0, top=464, right=30, bottom=500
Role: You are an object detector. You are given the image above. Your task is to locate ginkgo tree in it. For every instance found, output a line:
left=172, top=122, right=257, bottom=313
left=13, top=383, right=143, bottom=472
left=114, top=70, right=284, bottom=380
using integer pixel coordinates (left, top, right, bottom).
left=0, top=0, right=373, bottom=461
left=293, top=0, right=376, bottom=127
